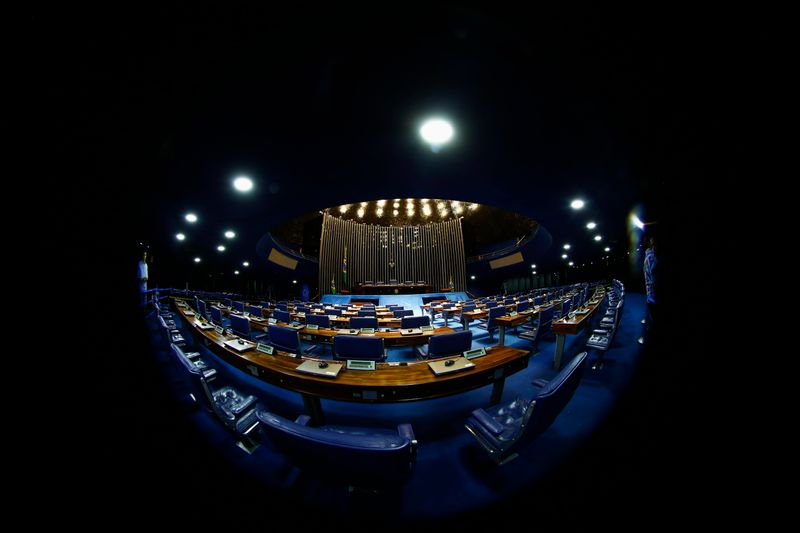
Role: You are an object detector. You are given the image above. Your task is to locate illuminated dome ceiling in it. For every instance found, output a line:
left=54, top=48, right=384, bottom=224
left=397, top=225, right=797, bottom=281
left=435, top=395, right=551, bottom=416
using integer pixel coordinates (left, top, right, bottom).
left=270, top=199, right=538, bottom=260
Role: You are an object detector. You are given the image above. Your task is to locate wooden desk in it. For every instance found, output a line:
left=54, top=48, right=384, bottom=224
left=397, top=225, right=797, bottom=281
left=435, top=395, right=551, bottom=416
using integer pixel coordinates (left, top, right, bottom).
left=174, top=299, right=529, bottom=424
left=551, top=295, right=604, bottom=369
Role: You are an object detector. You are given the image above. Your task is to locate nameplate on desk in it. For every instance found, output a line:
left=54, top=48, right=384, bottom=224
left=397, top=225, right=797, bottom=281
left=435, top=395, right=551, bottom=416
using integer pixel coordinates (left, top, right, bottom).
left=224, top=338, right=254, bottom=352
left=256, top=343, right=274, bottom=355
left=305, top=324, right=320, bottom=330
left=295, top=359, right=342, bottom=378
left=268, top=318, right=277, bottom=324
left=346, top=360, right=376, bottom=371
left=428, top=357, right=475, bottom=375
left=400, top=328, right=422, bottom=336
left=420, top=325, right=434, bottom=332
left=574, top=309, right=590, bottom=315
left=195, top=321, right=215, bottom=330
left=287, top=324, right=304, bottom=330
left=509, top=311, right=518, bottom=316
left=337, top=329, right=360, bottom=335
left=184, top=311, right=195, bottom=316
left=463, top=347, right=487, bottom=360
left=250, top=316, right=265, bottom=322
left=360, top=328, right=375, bottom=334
left=214, top=325, right=225, bottom=335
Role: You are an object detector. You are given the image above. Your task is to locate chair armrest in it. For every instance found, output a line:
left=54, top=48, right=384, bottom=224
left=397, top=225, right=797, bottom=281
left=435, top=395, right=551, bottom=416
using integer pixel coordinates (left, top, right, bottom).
left=415, top=345, right=427, bottom=359
left=471, top=408, right=505, bottom=435
left=294, top=414, right=312, bottom=426
left=532, top=378, right=549, bottom=388
left=397, top=423, right=417, bottom=444
left=303, top=345, right=319, bottom=354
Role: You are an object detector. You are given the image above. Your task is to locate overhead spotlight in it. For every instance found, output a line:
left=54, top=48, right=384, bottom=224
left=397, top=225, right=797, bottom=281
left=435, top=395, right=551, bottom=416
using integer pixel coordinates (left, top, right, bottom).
left=393, top=209, right=399, bottom=216
left=437, top=202, right=446, bottom=210
left=453, top=204, right=463, bottom=214
left=568, top=261, right=574, bottom=266
left=292, top=280, right=297, bottom=284
left=422, top=205, right=432, bottom=217
left=194, top=257, right=201, bottom=263
left=217, top=245, right=225, bottom=252
left=532, top=271, right=537, bottom=275
left=570, top=199, right=585, bottom=209
left=175, top=233, right=186, bottom=241
left=563, top=244, right=571, bottom=250
left=243, top=261, right=250, bottom=267
left=594, top=235, right=602, bottom=241
left=185, top=213, right=198, bottom=223
left=233, top=176, right=253, bottom=192
left=393, top=202, right=400, bottom=208
left=531, top=264, right=536, bottom=268
left=631, top=214, right=645, bottom=229
left=470, top=275, right=476, bottom=280
left=234, top=270, right=240, bottom=275
left=357, top=207, right=365, bottom=218
left=376, top=207, right=384, bottom=217
left=469, top=203, right=478, bottom=210
left=377, top=199, right=386, bottom=207
left=586, top=222, right=597, bottom=229
left=360, top=202, right=367, bottom=207
left=225, top=230, right=236, bottom=239
left=604, top=247, right=610, bottom=252
left=562, top=254, right=568, bottom=259
left=339, top=205, right=349, bottom=213
left=419, top=118, right=454, bottom=151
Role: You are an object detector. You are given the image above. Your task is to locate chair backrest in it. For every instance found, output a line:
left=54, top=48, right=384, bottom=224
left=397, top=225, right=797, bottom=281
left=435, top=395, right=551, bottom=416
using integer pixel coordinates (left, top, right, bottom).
left=296, top=306, right=311, bottom=314
left=401, top=315, right=430, bottom=329
left=350, top=317, right=378, bottom=329
left=230, top=314, right=251, bottom=337
left=267, top=325, right=300, bottom=352
left=306, top=314, right=330, bottom=328
left=358, top=309, right=377, bottom=317
left=516, top=300, right=530, bottom=313
left=486, top=305, right=507, bottom=327
left=255, top=410, right=416, bottom=483
left=273, top=309, right=291, bottom=323
left=526, top=352, right=589, bottom=437
left=210, top=306, right=224, bottom=325
left=223, top=298, right=233, bottom=308
left=393, top=309, right=414, bottom=318
left=460, top=303, right=476, bottom=313
left=197, top=299, right=208, bottom=318
left=233, top=301, right=245, bottom=312
left=326, top=308, right=343, bottom=316
left=534, top=296, right=543, bottom=306
left=247, top=305, right=262, bottom=317
left=427, top=330, right=473, bottom=358
left=334, top=335, right=385, bottom=361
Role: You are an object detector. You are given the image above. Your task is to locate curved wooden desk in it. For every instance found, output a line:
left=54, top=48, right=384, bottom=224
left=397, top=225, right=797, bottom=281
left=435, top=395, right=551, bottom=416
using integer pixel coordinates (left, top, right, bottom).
left=174, top=299, right=530, bottom=424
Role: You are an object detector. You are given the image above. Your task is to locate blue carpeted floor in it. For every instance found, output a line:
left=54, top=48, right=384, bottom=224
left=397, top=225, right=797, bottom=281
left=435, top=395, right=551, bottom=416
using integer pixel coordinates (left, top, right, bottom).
left=146, top=294, right=648, bottom=523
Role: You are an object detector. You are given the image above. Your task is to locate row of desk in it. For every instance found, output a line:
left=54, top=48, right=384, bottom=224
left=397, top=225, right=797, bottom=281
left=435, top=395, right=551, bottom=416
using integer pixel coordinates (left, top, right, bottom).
left=174, top=299, right=531, bottom=424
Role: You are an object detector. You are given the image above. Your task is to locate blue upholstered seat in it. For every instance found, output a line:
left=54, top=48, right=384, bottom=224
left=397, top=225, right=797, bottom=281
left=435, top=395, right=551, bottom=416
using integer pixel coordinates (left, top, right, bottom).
left=416, top=330, right=473, bottom=359
left=255, top=410, right=417, bottom=483
left=272, top=309, right=292, bottom=323
left=267, top=324, right=318, bottom=355
left=349, top=316, right=378, bottom=329
left=400, top=315, right=431, bottom=329
left=229, top=314, right=268, bottom=342
left=209, top=306, right=229, bottom=328
left=476, top=305, right=507, bottom=341
left=305, top=314, right=331, bottom=328
left=333, top=335, right=385, bottom=361
left=465, top=351, right=588, bottom=465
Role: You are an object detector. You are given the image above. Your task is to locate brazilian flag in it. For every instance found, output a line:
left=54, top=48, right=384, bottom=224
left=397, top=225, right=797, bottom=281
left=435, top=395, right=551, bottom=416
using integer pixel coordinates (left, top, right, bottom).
left=342, top=246, right=348, bottom=289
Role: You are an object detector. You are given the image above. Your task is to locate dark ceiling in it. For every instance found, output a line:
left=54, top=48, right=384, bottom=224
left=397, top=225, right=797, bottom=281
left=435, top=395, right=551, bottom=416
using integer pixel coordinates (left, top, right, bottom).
left=47, top=5, right=741, bottom=292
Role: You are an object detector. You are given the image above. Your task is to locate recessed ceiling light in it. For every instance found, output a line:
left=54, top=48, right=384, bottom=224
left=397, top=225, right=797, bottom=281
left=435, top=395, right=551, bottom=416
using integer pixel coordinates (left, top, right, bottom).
left=562, top=254, right=568, bottom=259
left=570, top=199, right=585, bottom=209
left=568, top=261, right=574, bottom=266
left=292, top=280, right=297, bottom=284
left=242, top=261, right=249, bottom=267
left=393, top=209, right=399, bottom=216
left=233, top=176, right=253, bottom=192
left=194, top=257, right=201, bottom=263
left=185, top=213, right=198, bottom=223
left=604, top=247, right=610, bottom=252
left=563, top=244, right=571, bottom=250
left=586, top=222, right=597, bottom=229
left=419, top=118, right=454, bottom=146
left=176, top=233, right=186, bottom=241
left=234, top=270, right=240, bottom=275
left=470, top=275, right=476, bottom=280
left=217, top=245, right=225, bottom=252
left=225, top=230, right=235, bottom=239
left=594, top=235, right=602, bottom=241
left=339, top=205, right=348, bottom=213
